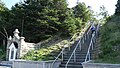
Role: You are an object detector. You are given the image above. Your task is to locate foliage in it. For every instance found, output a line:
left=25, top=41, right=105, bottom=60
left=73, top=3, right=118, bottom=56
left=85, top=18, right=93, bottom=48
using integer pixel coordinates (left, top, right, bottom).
left=99, top=5, right=109, bottom=18
left=73, top=2, right=92, bottom=22
left=98, top=5, right=109, bottom=25
left=0, top=0, right=10, bottom=47
left=3, top=0, right=91, bottom=43
left=99, top=16, right=120, bottom=63
left=7, top=0, right=72, bottom=42
left=0, top=45, right=6, bottom=60
left=22, top=43, right=62, bottom=61
left=0, top=0, right=9, bottom=30
left=115, top=0, right=120, bottom=15
left=0, top=0, right=95, bottom=61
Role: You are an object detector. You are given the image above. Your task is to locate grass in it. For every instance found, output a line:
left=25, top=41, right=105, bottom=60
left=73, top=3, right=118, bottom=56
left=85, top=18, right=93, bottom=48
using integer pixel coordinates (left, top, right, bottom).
left=22, top=23, right=91, bottom=61
left=22, top=36, right=69, bottom=61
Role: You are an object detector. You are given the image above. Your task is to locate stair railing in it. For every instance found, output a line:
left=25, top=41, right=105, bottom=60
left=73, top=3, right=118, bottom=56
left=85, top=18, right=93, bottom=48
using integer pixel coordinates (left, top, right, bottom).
left=84, top=32, right=95, bottom=62
left=51, top=22, right=93, bottom=68
left=65, top=24, right=93, bottom=68
left=65, top=38, right=82, bottom=68
left=84, top=23, right=100, bottom=62
left=51, top=34, right=76, bottom=68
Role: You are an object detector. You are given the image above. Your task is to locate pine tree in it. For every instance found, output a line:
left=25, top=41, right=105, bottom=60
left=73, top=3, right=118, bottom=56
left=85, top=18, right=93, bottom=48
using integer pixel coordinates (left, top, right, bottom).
left=9, top=0, right=70, bottom=42
left=0, top=0, right=10, bottom=44
left=73, top=2, right=92, bottom=22
left=115, top=0, right=120, bottom=15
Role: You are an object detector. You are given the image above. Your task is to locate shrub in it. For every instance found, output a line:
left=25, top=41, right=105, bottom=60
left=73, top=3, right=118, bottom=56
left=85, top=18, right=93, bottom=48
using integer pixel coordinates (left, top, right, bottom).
left=99, top=16, right=120, bottom=63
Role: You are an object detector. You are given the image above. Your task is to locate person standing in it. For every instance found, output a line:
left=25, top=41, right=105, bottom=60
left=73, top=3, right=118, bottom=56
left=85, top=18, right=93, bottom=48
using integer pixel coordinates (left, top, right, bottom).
left=91, top=25, right=96, bottom=34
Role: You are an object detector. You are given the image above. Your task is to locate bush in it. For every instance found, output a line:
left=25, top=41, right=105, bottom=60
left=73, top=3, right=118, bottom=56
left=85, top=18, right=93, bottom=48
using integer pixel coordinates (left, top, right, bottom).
left=0, top=45, right=6, bottom=60
left=99, top=16, right=120, bottom=63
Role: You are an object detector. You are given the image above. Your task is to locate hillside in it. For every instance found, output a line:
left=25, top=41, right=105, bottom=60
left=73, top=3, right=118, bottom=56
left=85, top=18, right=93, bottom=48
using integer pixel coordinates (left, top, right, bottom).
left=21, top=23, right=91, bottom=61
left=0, top=0, right=94, bottom=61
left=98, top=15, right=120, bottom=63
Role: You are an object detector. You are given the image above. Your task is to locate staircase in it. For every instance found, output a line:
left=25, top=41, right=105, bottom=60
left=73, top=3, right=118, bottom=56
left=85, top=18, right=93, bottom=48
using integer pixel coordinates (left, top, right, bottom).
left=51, top=23, right=99, bottom=68
left=58, top=31, right=94, bottom=68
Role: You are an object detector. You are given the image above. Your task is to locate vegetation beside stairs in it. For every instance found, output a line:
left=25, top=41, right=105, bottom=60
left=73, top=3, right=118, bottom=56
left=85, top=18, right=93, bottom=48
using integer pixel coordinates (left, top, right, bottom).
left=22, top=23, right=91, bottom=61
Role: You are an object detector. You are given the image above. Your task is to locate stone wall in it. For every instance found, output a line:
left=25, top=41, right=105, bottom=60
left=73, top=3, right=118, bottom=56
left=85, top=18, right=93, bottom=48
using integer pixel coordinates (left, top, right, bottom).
left=82, top=60, right=120, bottom=68
left=6, top=29, right=37, bottom=59
left=19, top=42, right=36, bottom=58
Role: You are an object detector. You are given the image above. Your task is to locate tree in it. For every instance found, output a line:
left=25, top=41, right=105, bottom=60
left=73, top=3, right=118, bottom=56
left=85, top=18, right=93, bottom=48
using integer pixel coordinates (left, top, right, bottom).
left=115, top=0, right=120, bottom=15
left=73, top=2, right=92, bottom=22
left=99, top=5, right=109, bottom=18
left=99, top=5, right=109, bottom=24
left=2, top=0, right=91, bottom=43
left=9, top=0, right=70, bottom=42
left=0, top=0, right=10, bottom=45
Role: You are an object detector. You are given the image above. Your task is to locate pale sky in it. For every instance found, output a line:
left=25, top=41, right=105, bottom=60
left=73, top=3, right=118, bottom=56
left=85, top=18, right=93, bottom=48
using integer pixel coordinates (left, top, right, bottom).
left=1, top=0, right=20, bottom=8
left=68, top=0, right=117, bottom=15
left=1, top=0, right=118, bottom=15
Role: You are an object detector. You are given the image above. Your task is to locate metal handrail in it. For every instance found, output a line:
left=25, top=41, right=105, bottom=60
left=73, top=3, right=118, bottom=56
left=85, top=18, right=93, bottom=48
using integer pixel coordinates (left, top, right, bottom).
left=65, top=23, right=93, bottom=68
left=51, top=34, right=76, bottom=68
left=65, top=38, right=82, bottom=68
left=51, top=22, right=92, bottom=68
left=84, top=33, right=95, bottom=62
left=87, top=23, right=93, bottom=34
left=50, top=47, right=64, bottom=68
left=84, top=23, right=100, bottom=62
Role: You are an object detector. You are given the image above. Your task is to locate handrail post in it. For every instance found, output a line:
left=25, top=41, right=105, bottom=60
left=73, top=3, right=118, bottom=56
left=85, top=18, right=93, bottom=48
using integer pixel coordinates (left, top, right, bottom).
left=94, top=33, right=96, bottom=43
left=93, top=33, right=95, bottom=42
left=91, top=33, right=95, bottom=50
left=91, top=40, right=93, bottom=50
left=89, top=52, right=90, bottom=60
left=85, top=33, right=87, bottom=40
left=87, top=33, right=89, bottom=39
left=82, top=37, right=84, bottom=44
left=62, top=49, right=64, bottom=61
left=68, top=42, right=71, bottom=51
left=69, top=46, right=70, bottom=51
left=74, top=51, right=76, bottom=62
left=79, top=42, right=81, bottom=50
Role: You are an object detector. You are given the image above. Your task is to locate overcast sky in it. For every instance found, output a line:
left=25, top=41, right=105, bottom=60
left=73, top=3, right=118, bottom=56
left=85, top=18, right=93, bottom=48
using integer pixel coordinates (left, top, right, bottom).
left=68, top=0, right=117, bottom=15
left=1, top=0, right=118, bottom=15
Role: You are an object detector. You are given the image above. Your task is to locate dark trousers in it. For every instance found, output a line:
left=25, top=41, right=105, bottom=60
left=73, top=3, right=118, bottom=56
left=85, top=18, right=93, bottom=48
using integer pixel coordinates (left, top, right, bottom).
left=92, top=30, right=95, bottom=34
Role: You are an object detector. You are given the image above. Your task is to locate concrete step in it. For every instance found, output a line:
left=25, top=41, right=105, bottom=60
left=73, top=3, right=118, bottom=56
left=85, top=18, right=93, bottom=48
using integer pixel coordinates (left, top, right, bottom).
left=64, top=53, right=87, bottom=56
left=58, top=67, right=82, bottom=68
left=59, top=64, right=83, bottom=68
left=65, top=51, right=88, bottom=55
left=61, top=61, right=83, bottom=64
left=64, top=50, right=87, bottom=54
left=63, top=59, right=85, bottom=62
left=63, top=56, right=86, bottom=59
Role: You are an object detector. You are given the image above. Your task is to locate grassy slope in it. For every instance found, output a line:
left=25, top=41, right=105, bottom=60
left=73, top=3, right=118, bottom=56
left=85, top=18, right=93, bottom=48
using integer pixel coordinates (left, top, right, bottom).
left=98, top=15, right=120, bottom=63
left=22, top=36, right=68, bottom=61
left=22, top=23, right=91, bottom=61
